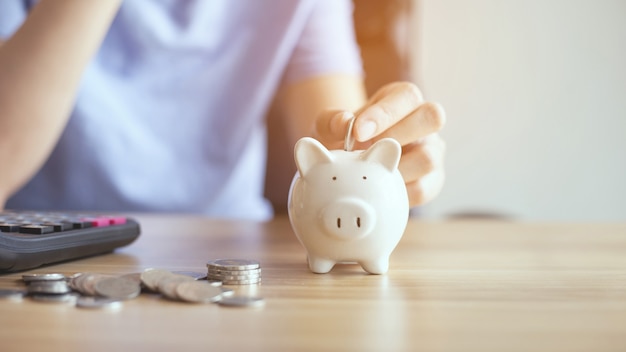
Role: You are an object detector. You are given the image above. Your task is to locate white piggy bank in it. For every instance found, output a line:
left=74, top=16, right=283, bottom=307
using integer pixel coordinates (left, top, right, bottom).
left=288, top=137, right=409, bottom=274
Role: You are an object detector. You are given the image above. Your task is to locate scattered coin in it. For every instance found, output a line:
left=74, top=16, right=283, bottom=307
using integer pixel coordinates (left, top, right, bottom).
left=172, top=271, right=207, bottom=280
left=140, top=269, right=173, bottom=292
left=218, top=296, right=265, bottom=308
left=76, top=296, right=123, bottom=310
left=22, top=273, right=66, bottom=283
left=156, top=274, right=194, bottom=300
left=94, top=277, right=141, bottom=300
left=175, top=281, right=224, bottom=303
left=30, top=293, right=78, bottom=303
left=9, top=262, right=265, bottom=309
left=73, top=273, right=113, bottom=296
left=119, top=272, right=142, bottom=286
left=0, top=289, right=26, bottom=301
left=220, top=288, right=234, bottom=297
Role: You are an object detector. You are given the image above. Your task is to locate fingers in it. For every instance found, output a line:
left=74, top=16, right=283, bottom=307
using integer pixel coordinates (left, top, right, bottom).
left=312, top=81, right=447, bottom=208
left=315, top=82, right=445, bottom=150
left=314, top=110, right=353, bottom=149
left=398, top=134, right=446, bottom=183
left=376, top=102, right=446, bottom=146
left=354, top=82, right=424, bottom=142
left=406, top=169, right=445, bottom=207
left=400, top=134, right=446, bottom=206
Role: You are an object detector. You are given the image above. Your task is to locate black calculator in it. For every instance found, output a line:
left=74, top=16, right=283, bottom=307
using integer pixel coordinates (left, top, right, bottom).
left=0, top=210, right=140, bottom=273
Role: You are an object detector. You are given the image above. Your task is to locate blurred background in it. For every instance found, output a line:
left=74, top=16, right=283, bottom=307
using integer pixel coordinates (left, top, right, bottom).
left=414, top=0, right=626, bottom=221
left=266, top=0, right=626, bottom=222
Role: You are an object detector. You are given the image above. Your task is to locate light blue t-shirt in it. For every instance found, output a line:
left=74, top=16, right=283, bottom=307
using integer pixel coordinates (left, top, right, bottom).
left=0, top=0, right=362, bottom=220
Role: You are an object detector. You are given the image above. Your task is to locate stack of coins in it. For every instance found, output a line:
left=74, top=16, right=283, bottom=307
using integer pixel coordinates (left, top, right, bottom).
left=22, top=273, right=77, bottom=303
left=206, top=259, right=262, bottom=285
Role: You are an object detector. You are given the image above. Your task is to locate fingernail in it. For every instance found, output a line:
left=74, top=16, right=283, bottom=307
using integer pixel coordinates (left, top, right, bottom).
left=356, top=120, right=377, bottom=141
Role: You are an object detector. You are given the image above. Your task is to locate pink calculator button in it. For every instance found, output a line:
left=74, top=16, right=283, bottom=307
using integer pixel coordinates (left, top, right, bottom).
left=108, top=217, right=127, bottom=225
left=82, top=217, right=111, bottom=227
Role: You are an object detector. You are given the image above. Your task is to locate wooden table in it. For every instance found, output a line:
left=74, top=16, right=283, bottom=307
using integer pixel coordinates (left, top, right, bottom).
left=1, top=215, right=625, bottom=352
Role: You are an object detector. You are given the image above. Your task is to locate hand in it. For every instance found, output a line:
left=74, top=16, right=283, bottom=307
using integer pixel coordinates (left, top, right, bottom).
left=314, top=82, right=446, bottom=207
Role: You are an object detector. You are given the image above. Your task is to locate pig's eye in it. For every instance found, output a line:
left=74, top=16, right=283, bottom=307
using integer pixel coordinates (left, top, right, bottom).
left=362, top=176, right=367, bottom=180
left=332, top=176, right=337, bottom=181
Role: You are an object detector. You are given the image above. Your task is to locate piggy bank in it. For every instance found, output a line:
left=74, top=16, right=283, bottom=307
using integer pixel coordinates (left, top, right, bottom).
left=288, top=137, right=409, bottom=274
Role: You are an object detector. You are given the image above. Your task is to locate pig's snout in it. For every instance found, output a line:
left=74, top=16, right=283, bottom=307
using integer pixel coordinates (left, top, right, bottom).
left=321, top=197, right=376, bottom=240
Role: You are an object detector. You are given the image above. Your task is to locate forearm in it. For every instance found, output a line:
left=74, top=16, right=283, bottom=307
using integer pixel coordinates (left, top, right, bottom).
left=0, top=0, right=121, bottom=207
left=276, top=74, right=367, bottom=148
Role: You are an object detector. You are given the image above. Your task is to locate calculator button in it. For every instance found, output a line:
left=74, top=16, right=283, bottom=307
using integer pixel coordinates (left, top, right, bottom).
left=67, top=220, right=93, bottom=229
left=0, top=223, right=22, bottom=232
left=82, top=217, right=111, bottom=227
left=41, top=222, right=73, bottom=232
left=108, top=217, right=127, bottom=225
left=19, top=225, right=55, bottom=235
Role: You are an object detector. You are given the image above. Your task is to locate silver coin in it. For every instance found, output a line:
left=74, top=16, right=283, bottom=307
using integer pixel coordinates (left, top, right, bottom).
left=207, top=272, right=261, bottom=281
left=94, top=277, right=141, bottom=300
left=207, top=267, right=262, bottom=276
left=343, top=112, right=356, bottom=151
left=156, top=275, right=194, bottom=300
left=119, top=272, right=143, bottom=286
left=206, top=259, right=260, bottom=271
left=172, top=271, right=207, bottom=280
left=175, top=281, right=224, bottom=303
left=76, top=296, right=123, bottom=310
left=22, top=273, right=66, bottom=282
left=75, top=273, right=112, bottom=296
left=220, top=288, right=234, bottom=297
left=220, top=278, right=262, bottom=285
left=217, top=296, right=265, bottom=308
left=67, top=273, right=84, bottom=291
left=69, top=273, right=85, bottom=292
left=140, top=269, right=173, bottom=292
left=69, top=273, right=86, bottom=291
left=30, top=293, right=78, bottom=303
left=27, top=280, right=71, bottom=294
left=207, top=276, right=261, bottom=284
left=0, top=289, right=26, bottom=301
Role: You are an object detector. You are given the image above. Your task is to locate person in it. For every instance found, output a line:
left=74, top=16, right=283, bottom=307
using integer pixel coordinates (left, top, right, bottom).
left=0, top=0, right=445, bottom=220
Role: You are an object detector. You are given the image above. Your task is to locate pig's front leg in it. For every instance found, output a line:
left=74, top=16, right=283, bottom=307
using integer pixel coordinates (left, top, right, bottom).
left=307, top=255, right=336, bottom=274
left=359, top=257, right=390, bottom=275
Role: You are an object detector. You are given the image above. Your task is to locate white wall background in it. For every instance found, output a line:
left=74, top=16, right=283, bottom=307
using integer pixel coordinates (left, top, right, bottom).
left=413, top=0, right=626, bottom=221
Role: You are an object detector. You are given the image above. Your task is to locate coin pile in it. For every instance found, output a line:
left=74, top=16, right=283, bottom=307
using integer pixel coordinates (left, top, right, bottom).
left=70, top=273, right=141, bottom=300
left=3, top=261, right=265, bottom=309
left=22, top=273, right=78, bottom=304
left=206, top=259, right=262, bottom=285
left=140, top=269, right=229, bottom=303
left=141, top=267, right=265, bottom=308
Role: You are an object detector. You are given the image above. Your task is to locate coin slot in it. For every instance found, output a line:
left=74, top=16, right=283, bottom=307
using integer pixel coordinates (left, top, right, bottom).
left=332, top=176, right=337, bottom=181
left=356, top=217, right=361, bottom=228
left=337, top=218, right=341, bottom=228
left=362, top=176, right=367, bottom=180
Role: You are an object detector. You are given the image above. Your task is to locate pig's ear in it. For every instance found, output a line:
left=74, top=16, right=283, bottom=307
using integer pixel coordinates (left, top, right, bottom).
left=360, top=138, right=401, bottom=172
left=294, top=137, right=334, bottom=176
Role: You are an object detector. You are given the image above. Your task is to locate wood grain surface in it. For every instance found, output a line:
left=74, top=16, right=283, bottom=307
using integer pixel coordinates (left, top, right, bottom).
left=1, top=215, right=625, bottom=352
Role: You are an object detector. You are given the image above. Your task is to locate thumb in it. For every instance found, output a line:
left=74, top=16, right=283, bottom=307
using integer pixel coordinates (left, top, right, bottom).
left=314, top=110, right=354, bottom=149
